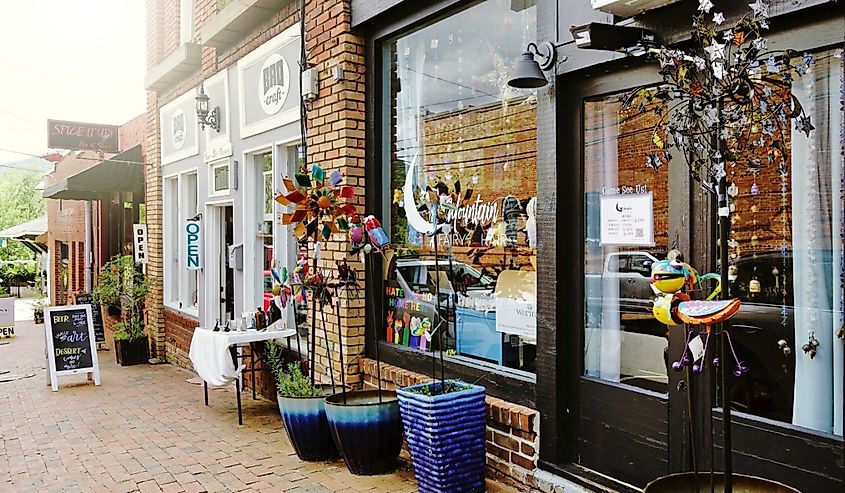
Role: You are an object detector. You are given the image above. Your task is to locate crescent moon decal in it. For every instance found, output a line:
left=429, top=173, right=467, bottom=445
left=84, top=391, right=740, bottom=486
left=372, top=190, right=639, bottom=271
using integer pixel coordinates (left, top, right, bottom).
left=402, top=152, right=435, bottom=235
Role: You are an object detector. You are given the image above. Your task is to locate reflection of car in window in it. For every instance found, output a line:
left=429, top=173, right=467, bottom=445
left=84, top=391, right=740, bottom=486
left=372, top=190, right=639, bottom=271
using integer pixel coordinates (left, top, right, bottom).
left=727, top=251, right=798, bottom=422
left=389, top=257, right=534, bottom=371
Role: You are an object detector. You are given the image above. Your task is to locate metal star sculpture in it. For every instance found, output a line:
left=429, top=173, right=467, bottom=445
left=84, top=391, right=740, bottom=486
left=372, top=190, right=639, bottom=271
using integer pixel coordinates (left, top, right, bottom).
left=623, top=0, right=815, bottom=188
left=276, top=165, right=357, bottom=242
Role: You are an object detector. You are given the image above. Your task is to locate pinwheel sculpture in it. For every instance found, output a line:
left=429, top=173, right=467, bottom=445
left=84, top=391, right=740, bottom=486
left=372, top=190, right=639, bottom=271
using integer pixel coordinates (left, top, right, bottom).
left=276, top=164, right=357, bottom=242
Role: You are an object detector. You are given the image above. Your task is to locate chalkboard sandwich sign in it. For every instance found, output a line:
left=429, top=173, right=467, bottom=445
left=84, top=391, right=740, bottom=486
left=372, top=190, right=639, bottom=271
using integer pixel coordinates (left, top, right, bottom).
left=44, top=305, right=101, bottom=391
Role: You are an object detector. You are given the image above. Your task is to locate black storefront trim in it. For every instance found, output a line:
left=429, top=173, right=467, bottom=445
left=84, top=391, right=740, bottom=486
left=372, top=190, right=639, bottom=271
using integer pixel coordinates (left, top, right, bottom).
left=538, top=461, right=643, bottom=493
left=359, top=0, right=540, bottom=409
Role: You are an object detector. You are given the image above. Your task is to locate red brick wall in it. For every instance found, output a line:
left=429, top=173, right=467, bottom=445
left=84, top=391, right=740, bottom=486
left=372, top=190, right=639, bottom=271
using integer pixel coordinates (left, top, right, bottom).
left=302, top=0, right=368, bottom=388
left=163, top=308, right=199, bottom=369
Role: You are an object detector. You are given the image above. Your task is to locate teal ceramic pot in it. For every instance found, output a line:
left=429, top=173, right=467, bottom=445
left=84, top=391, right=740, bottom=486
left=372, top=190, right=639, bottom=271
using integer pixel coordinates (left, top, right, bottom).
left=324, top=390, right=402, bottom=475
left=277, top=385, right=341, bottom=461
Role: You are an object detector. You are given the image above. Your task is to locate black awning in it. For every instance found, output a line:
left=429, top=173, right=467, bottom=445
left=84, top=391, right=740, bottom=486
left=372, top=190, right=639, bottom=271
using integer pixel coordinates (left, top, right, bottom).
left=43, top=145, right=144, bottom=200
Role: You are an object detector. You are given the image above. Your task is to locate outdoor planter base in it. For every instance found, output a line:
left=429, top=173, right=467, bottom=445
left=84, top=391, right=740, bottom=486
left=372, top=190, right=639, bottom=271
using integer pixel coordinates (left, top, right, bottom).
left=114, top=338, right=148, bottom=366
left=644, top=472, right=800, bottom=493
left=277, top=385, right=342, bottom=462
left=397, top=381, right=487, bottom=493
left=324, top=390, right=402, bottom=475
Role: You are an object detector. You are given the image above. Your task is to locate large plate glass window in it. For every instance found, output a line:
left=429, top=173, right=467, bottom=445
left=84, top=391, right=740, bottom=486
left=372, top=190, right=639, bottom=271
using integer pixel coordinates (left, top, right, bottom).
left=380, top=0, right=538, bottom=372
left=723, top=49, right=843, bottom=435
left=583, top=89, right=670, bottom=394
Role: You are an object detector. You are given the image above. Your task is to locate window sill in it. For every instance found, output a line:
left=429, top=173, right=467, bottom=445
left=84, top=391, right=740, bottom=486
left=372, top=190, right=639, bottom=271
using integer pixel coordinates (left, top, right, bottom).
left=201, top=0, right=294, bottom=49
left=144, top=42, right=202, bottom=91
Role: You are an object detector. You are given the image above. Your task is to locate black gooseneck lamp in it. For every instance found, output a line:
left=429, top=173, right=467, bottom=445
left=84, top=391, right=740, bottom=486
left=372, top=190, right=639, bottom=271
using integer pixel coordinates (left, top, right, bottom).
left=507, top=41, right=556, bottom=89
left=195, top=84, right=221, bottom=132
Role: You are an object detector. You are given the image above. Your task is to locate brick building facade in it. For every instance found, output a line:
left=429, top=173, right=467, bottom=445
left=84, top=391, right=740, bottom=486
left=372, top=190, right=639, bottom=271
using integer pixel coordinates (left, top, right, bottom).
left=144, top=0, right=560, bottom=490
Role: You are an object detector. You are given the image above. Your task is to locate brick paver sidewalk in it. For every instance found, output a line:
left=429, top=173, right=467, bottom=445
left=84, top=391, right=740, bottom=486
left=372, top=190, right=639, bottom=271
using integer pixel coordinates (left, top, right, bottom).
left=0, top=319, right=521, bottom=493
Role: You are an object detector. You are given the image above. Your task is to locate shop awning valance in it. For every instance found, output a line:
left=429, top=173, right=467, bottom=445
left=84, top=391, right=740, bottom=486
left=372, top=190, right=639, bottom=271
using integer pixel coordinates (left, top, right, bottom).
left=43, top=145, right=144, bottom=200
left=0, top=214, right=47, bottom=241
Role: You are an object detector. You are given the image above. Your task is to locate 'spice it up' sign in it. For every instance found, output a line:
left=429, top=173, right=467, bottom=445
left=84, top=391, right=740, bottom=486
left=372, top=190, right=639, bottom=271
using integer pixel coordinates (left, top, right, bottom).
left=47, top=119, right=119, bottom=153
left=185, top=220, right=202, bottom=270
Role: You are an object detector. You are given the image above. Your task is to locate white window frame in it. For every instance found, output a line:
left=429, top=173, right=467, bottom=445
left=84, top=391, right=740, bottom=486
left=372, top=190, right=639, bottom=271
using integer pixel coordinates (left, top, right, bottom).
left=210, top=160, right=231, bottom=196
left=163, top=169, right=200, bottom=317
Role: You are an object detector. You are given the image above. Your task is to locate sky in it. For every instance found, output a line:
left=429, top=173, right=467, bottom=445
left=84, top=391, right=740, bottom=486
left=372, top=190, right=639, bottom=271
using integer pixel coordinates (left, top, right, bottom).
left=0, top=1, right=147, bottom=166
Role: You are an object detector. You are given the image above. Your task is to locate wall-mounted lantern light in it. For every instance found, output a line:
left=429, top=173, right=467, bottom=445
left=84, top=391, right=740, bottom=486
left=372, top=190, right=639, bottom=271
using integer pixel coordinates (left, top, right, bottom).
left=195, top=84, right=220, bottom=132
left=507, top=41, right=557, bottom=89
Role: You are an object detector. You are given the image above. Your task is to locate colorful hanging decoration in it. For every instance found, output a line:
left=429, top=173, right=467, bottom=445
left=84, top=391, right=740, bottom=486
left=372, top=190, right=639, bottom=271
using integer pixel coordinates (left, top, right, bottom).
left=277, top=165, right=357, bottom=242
left=650, top=253, right=745, bottom=376
left=624, top=0, right=815, bottom=188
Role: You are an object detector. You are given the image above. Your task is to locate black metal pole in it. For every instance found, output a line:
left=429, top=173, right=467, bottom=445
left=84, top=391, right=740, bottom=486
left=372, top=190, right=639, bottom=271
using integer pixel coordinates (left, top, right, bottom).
left=368, top=258, right=384, bottom=403
left=319, top=309, right=336, bottom=391
left=310, top=233, right=318, bottom=385
left=433, top=230, right=446, bottom=391
left=333, top=286, right=347, bottom=403
left=717, top=174, right=732, bottom=493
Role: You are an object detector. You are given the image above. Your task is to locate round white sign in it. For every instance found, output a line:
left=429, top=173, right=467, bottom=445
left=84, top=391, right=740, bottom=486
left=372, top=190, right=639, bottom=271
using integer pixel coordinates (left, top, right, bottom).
left=259, top=53, right=290, bottom=115
left=171, top=109, right=186, bottom=150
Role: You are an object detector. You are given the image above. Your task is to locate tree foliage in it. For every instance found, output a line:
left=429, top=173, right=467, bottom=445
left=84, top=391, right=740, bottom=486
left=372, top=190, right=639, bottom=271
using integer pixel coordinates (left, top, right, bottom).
left=0, top=172, right=46, bottom=261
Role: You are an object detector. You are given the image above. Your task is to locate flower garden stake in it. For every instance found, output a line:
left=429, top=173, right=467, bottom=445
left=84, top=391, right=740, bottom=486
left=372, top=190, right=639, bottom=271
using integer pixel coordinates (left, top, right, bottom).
left=631, top=2, right=812, bottom=492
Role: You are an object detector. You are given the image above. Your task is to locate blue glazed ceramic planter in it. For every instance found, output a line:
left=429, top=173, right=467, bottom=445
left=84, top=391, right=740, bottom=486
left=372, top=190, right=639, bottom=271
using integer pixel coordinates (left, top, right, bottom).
left=324, top=390, right=403, bottom=475
left=277, top=385, right=340, bottom=461
left=396, top=381, right=487, bottom=493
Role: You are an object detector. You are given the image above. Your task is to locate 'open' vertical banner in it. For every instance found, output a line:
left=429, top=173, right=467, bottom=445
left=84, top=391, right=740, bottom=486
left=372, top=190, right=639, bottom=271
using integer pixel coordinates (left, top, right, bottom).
left=185, top=220, right=202, bottom=270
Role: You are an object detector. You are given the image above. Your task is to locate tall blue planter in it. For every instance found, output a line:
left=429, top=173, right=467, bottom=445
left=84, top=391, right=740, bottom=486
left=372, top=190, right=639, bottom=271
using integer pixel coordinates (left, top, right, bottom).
left=277, top=385, right=340, bottom=461
left=324, top=390, right=403, bottom=475
left=396, top=381, right=487, bottom=493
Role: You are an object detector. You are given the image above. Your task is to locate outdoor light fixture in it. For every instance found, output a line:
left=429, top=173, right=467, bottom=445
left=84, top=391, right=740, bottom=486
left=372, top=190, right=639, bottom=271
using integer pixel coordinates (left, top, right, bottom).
left=570, top=22, right=658, bottom=55
left=507, top=41, right=556, bottom=89
left=195, top=84, right=220, bottom=132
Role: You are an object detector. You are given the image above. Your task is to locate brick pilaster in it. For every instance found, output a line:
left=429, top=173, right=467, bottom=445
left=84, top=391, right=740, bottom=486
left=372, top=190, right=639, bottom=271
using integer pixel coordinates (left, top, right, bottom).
left=303, top=0, right=367, bottom=387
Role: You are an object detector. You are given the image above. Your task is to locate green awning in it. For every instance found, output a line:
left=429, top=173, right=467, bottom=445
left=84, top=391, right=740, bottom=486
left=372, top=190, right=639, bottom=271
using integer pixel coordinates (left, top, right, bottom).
left=43, top=145, right=144, bottom=200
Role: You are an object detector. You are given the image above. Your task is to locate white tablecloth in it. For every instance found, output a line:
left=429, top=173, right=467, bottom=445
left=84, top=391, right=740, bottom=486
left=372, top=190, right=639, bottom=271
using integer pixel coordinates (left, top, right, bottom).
left=188, top=325, right=296, bottom=386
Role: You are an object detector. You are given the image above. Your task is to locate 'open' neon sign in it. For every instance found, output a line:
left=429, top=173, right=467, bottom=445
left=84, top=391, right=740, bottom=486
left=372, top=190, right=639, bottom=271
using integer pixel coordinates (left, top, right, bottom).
left=185, top=220, right=202, bottom=270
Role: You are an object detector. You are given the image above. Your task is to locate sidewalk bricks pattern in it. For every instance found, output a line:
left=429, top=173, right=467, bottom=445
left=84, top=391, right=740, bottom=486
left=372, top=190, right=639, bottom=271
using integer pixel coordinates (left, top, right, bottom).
left=0, top=319, right=522, bottom=493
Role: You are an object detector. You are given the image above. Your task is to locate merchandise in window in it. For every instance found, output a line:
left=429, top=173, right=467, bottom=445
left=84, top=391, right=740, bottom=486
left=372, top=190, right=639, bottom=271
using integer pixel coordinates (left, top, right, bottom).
left=381, top=0, right=538, bottom=372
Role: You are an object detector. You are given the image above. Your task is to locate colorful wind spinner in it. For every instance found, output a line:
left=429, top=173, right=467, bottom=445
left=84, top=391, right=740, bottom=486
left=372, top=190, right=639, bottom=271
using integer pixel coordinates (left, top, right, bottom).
left=276, top=165, right=357, bottom=242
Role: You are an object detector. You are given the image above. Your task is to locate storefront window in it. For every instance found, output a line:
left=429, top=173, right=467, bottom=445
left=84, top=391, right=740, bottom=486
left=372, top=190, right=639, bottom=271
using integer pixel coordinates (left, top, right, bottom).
left=583, top=90, right=671, bottom=394
left=724, top=50, right=843, bottom=435
left=381, top=0, right=537, bottom=372
left=212, top=162, right=229, bottom=193
left=164, top=171, right=199, bottom=313
left=257, top=153, right=273, bottom=312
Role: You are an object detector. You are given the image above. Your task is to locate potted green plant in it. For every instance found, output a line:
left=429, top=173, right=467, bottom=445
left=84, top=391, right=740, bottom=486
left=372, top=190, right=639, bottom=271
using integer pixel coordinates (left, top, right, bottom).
left=267, top=342, right=339, bottom=461
left=32, top=271, right=47, bottom=324
left=94, top=255, right=149, bottom=366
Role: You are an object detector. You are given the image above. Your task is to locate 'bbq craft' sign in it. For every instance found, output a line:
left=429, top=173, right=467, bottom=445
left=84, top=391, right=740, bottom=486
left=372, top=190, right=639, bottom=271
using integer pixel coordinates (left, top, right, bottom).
left=47, top=119, right=119, bottom=153
left=44, top=305, right=100, bottom=391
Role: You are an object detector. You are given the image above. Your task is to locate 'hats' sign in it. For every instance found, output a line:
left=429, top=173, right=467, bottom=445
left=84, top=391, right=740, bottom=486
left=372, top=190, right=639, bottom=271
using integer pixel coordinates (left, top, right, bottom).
left=185, top=220, right=202, bottom=270
left=47, top=119, right=119, bottom=153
